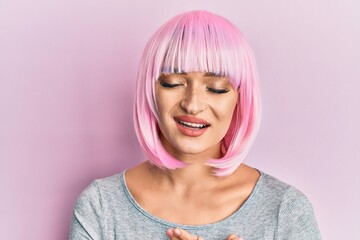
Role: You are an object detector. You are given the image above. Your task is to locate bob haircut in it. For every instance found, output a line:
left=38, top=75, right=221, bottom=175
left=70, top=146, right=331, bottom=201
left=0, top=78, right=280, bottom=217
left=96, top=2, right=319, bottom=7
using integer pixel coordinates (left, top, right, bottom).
left=134, top=10, right=261, bottom=176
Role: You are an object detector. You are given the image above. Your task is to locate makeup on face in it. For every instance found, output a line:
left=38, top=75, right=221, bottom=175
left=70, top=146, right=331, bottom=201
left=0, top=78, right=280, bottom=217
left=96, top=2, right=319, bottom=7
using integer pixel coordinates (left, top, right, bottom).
left=174, top=115, right=210, bottom=137
left=155, top=71, right=238, bottom=158
left=158, top=72, right=232, bottom=95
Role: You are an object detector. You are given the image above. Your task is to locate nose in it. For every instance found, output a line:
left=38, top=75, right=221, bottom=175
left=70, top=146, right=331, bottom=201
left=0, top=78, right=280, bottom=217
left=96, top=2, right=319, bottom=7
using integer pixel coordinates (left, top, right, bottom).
left=180, top=86, right=207, bottom=115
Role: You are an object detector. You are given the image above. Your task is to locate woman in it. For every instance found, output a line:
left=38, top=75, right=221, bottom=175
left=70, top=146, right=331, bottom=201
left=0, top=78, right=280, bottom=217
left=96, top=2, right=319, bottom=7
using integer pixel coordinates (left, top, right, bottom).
left=70, top=11, right=321, bottom=240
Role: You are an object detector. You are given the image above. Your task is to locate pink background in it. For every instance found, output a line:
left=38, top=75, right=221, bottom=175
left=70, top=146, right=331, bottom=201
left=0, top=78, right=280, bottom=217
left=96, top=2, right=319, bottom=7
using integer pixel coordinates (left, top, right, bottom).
left=1, top=0, right=359, bottom=239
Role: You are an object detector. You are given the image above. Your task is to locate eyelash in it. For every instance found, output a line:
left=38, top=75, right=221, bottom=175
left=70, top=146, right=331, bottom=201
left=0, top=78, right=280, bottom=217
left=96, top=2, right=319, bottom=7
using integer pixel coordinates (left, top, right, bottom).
left=160, top=81, right=229, bottom=94
left=207, top=88, right=230, bottom=94
left=159, top=81, right=182, bottom=88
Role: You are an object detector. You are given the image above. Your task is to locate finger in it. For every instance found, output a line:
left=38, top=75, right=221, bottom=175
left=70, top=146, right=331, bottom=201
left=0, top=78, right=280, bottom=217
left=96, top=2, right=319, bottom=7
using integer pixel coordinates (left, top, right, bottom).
left=166, top=228, right=174, bottom=237
left=171, top=228, right=203, bottom=240
left=166, top=229, right=181, bottom=240
left=227, top=234, right=237, bottom=240
left=227, top=234, right=243, bottom=240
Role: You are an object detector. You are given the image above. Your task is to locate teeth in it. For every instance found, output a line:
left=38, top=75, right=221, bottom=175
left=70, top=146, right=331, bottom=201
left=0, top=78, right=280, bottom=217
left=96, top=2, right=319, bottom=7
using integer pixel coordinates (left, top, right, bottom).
left=178, top=120, right=208, bottom=128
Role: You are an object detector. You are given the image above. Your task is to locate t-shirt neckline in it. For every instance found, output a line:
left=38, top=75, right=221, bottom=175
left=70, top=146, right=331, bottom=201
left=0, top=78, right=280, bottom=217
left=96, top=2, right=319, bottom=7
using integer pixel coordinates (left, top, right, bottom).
left=120, top=169, right=264, bottom=230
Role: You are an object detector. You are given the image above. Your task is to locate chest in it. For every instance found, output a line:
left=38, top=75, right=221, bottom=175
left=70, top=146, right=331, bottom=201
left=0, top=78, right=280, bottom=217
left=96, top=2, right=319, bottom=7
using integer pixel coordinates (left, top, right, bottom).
left=103, top=204, right=277, bottom=240
left=136, top=190, right=248, bottom=225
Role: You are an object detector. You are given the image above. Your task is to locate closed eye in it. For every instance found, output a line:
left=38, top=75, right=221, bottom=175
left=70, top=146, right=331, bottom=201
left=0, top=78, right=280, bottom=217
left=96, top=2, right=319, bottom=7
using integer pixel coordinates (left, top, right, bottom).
left=159, top=81, right=182, bottom=88
left=207, top=87, right=230, bottom=94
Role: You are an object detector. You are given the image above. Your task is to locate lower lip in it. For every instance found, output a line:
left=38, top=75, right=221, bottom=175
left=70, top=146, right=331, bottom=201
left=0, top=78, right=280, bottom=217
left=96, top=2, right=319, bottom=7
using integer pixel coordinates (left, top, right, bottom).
left=175, top=121, right=209, bottom=137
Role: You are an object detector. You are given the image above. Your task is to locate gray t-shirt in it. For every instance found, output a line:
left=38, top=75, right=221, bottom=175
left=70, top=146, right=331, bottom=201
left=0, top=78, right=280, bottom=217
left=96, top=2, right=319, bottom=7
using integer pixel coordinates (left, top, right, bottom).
left=69, top=170, right=321, bottom=239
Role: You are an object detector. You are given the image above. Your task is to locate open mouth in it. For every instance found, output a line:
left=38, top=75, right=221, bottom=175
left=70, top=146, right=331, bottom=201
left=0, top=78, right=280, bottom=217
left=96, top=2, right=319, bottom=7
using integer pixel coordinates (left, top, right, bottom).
left=173, top=115, right=211, bottom=137
left=177, top=120, right=210, bottom=129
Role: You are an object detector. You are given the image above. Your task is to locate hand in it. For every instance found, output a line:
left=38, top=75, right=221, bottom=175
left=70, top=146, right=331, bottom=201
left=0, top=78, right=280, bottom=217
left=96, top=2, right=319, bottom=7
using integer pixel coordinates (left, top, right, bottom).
left=166, top=228, right=204, bottom=240
left=226, top=234, right=243, bottom=240
left=166, top=227, right=243, bottom=240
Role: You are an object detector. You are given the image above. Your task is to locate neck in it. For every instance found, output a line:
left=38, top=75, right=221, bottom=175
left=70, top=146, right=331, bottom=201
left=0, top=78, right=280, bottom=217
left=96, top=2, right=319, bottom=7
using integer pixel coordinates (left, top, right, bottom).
left=147, top=161, right=224, bottom=193
left=152, top=135, right=225, bottom=190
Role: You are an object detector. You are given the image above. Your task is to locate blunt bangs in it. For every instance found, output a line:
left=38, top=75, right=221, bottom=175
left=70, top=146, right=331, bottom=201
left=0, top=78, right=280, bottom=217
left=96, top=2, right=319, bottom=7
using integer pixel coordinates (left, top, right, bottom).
left=154, top=11, right=245, bottom=89
left=134, top=10, right=261, bottom=176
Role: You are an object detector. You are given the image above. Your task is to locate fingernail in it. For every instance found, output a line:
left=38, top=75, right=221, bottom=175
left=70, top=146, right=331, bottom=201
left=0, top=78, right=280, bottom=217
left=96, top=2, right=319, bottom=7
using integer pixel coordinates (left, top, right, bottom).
left=174, top=228, right=181, bottom=236
left=166, top=229, right=173, bottom=237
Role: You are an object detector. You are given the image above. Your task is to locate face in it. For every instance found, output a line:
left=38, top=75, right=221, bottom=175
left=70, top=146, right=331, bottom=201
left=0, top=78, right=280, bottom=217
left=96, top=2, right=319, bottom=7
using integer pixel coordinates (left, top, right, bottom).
left=155, top=72, right=238, bottom=161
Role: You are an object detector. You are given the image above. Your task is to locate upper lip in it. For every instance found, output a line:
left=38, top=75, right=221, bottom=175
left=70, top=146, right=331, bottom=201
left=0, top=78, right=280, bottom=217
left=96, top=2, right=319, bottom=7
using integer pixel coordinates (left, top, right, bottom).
left=174, top=115, right=210, bottom=125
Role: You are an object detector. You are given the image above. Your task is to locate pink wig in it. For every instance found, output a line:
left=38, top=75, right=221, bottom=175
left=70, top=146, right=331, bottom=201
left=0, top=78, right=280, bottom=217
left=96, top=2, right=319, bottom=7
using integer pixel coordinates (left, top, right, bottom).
left=133, top=10, right=261, bottom=176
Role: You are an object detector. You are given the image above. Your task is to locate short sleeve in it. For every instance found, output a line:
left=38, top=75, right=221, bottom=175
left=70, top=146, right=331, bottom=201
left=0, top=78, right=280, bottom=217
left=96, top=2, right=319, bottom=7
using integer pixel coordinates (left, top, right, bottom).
left=275, top=187, right=321, bottom=240
left=69, top=181, right=104, bottom=240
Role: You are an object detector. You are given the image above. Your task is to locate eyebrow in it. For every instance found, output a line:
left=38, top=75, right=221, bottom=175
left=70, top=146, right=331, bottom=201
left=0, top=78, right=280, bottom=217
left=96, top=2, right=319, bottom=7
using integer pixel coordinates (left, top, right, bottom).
left=204, top=72, right=223, bottom=77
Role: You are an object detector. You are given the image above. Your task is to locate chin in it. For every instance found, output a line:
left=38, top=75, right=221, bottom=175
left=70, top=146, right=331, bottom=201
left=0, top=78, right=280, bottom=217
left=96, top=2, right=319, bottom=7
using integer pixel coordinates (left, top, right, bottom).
left=173, top=142, right=218, bottom=157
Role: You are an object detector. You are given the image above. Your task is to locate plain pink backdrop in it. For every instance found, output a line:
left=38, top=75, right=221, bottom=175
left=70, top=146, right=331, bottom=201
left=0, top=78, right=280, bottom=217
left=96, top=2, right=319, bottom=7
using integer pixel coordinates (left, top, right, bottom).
left=0, top=0, right=359, bottom=239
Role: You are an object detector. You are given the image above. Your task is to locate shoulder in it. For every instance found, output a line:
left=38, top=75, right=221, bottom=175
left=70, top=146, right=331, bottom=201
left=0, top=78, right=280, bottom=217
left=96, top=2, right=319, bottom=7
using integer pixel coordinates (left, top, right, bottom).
left=70, top=172, right=126, bottom=239
left=259, top=171, right=293, bottom=193
left=257, top=171, right=321, bottom=239
left=258, top=171, right=315, bottom=216
left=73, top=172, right=124, bottom=212
left=259, top=171, right=312, bottom=207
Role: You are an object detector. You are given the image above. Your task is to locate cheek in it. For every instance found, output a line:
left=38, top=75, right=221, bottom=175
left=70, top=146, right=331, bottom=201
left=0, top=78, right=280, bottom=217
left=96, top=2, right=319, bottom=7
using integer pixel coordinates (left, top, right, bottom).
left=155, top=87, right=168, bottom=118
left=155, top=89, right=179, bottom=120
left=215, top=96, right=238, bottom=122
